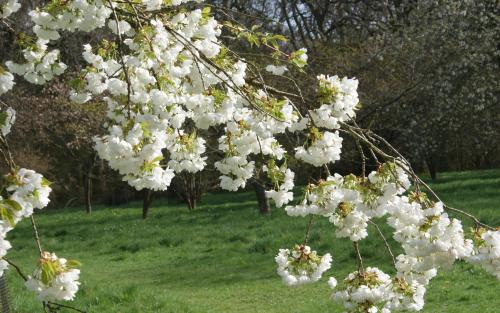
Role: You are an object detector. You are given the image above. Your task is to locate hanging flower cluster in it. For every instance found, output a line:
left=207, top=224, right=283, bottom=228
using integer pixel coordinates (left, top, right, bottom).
left=279, top=159, right=499, bottom=312
left=310, top=74, right=359, bottom=130
left=5, top=40, right=66, bottom=85
left=295, top=128, right=343, bottom=167
left=0, top=167, right=52, bottom=276
left=263, top=159, right=294, bottom=208
left=275, top=244, right=332, bottom=286
left=388, top=197, right=473, bottom=285
left=465, top=228, right=500, bottom=279
left=25, top=252, right=81, bottom=302
left=330, top=267, right=425, bottom=313
left=285, top=162, right=409, bottom=241
left=0, top=106, right=81, bottom=303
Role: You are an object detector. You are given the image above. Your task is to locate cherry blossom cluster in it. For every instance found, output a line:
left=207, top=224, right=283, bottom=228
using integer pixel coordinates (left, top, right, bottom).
left=285, top=162, right=409, bottom=241
left=167, top=130, right=207, bottom=173
left=0, top=167, right=52, bottom=276
left=465, top=228, right=500, bottom=279
left=5, top=42, right=66, bottom=85
left=388, top=198, right=473, bottom=286
left=310, top=74, right=359, bottom=130
left=25, top=251, right=80, bottom=302
left=330, top=267, right=425, bottom=313
left=60, top=3, right=296, bottom=192
left=85, top=7, right=234, bottom=190
left=29, top=0, right=111, bottom=36
left=295, top=128, right=343, bottom=167
left=279, top=160, right=499, bottom=312
left=0, top=100, right=81, bottom=303
left=275, top=244, right=332, bottom=286
left=290, top=75, right=359, bottom=167
left=214, top=90, right=296, bottom=191
left=263, top=159, right=294, bottom=208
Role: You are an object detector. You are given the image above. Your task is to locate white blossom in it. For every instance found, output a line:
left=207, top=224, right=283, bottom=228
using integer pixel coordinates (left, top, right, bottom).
left=0, top=0, right=21, bottom=18
left=25, top=252, right=80, bottom=302
left=276, top=245, right=332, bottom=286
left=466, top=229, right=500, bottom=279
left=0, top=107, right=16, bottom=136
left=265, top=64, right=288, bottom=75
left=0, top=70, right=15, bottom=96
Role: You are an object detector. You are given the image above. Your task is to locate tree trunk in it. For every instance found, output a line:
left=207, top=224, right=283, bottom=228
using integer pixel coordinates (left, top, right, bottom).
left=183, top=173, right=200, bottom=210
left=83, top=156, right=94, bottom=214
left=173, top=173, right=204, bottom=210
left=186, top=196, right=196, bottom=211
left=426, top=156, right=438, bottom=181
left=84, top=171, right=92, bottom=214
left=253, top=181, right=270, bottom=214
left=142, top=189, right=153, bottom=219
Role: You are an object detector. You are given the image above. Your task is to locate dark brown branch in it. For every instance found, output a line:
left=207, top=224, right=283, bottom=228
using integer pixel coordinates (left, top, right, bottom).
left=2, top=257, right=27, bottom=281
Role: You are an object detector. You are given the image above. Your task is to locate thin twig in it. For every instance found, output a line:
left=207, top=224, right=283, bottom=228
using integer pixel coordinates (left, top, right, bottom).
left=369, top=220, right=396, bottom=266
left=344, top=122, right=496, bottom=230
left=2, top=257, right=27, bottom=281
left=355, top=139, right=367, bottom=177
left=303, top=216, right=314, bottom=245
left=46, top=302, right=87, bottom=313
left=353, top=241, right=364, bottom=274
left=415, top=177, right=496, bottom=230
left=30, top=215, right=43, bottom=256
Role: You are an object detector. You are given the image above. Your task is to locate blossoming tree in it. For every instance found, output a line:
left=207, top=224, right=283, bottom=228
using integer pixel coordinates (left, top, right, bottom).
left=0, top=0, right=498, bottom=312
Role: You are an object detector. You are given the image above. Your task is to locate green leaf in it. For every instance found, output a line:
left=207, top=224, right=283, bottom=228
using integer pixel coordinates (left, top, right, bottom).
left=270, top=34, right=287, bottom=43
left=251, top=25, right=262, bottom=32
left=140, top=121, right=151, bottom=138
left=245, top=33, right=260, bottom=47
left=0, top=199, right=22, bottom=227
left=3, top=199, right=21, bottom=211
left=41, top=262, right=56, bottom=285
left=41, top=177, right=52, bottom=187
left=0, top=207, right=15, bottom=227
left=66, top=259, right=81, bottom=269
left=201, top=7, right=211, bottom=16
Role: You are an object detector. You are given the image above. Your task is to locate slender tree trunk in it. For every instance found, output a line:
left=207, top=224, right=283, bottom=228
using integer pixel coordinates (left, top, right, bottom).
left=84, top=172, right=92, bottom=214
left=253, top=181, right=270, bottom=214
left=84, top=156, right=94, bottom=214
left=426, top=156, right=438, bottom=181
left=142, top=189, right=153, bottom=219
left=186, top=196, right=196, bottom=210
left=100, top=159, right=107, bottom=203
left=180, top=173, right=203, bottom=210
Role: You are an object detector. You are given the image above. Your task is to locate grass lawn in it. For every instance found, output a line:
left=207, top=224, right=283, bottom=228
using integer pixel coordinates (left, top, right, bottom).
left=5, top=169, right=500, bottom=312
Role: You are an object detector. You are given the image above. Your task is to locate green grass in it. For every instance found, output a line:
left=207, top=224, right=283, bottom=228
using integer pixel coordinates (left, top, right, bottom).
left=5, top=169, right=500, bottom=312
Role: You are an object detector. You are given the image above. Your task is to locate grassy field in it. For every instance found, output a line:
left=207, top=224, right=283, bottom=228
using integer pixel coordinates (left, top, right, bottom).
left=5, top=169, right=500, bottom=313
